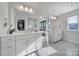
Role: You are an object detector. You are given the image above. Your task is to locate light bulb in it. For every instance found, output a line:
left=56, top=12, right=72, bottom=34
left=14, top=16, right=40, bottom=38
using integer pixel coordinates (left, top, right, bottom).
left=19, top=5, right=24, bottom=11
left=53, top=17, right=56, bottom=19
left=29, top=8, right=33, bottom=13
left=25, top=7, right=28, bottom=12
left=50, top=16, right=56, bottom=19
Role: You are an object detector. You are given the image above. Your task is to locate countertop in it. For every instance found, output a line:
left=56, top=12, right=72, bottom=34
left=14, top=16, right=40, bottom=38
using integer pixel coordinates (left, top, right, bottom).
left=0, top=31, right=43, bottom=37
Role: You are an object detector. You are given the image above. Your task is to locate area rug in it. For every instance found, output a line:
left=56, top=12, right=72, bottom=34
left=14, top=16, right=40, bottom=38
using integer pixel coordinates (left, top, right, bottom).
left=37, top=46, right=58, bottom=56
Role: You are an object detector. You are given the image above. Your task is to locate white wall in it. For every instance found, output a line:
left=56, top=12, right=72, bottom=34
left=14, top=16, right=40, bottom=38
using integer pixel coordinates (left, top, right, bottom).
left=0, top=2, right=9, bottom=35
left=57, top=9, right=79, bottom=44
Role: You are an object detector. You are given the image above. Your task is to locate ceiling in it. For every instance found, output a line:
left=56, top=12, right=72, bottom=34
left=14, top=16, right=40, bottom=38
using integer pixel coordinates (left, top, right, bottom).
left=10, top=2, right=79, bottom=17
left=21, top=2, right=79, bottom=17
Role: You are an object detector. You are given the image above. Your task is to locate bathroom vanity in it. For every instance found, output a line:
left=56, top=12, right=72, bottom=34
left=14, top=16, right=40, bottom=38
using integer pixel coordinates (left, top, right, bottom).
left=0, top=32, right=42, bottom=56
left=0, top=3, right=49, bottom=56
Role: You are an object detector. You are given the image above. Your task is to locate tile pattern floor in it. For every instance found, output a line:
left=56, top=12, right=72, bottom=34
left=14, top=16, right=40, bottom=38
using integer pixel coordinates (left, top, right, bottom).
left=37, top=47, right=58, bottom=56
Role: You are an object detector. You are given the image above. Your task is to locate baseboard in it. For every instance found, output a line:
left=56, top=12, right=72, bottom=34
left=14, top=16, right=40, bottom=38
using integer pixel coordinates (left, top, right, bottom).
left=53, top=39, right=63, bottom=43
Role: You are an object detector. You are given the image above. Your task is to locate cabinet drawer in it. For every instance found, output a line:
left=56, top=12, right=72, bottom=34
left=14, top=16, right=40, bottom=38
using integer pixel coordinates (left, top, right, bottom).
left=16, top=35, right=29, bottom=40
left=1, top=41, right=15, bottom=47
left=30, top=34, right=36, bottom=38
left=36, top=34, right=41, bottom=37
left=1, top=36, right=15, bottom=43
left=1, top=46, right=15, bottom=56
left=1, top=42, right=15, bottom=56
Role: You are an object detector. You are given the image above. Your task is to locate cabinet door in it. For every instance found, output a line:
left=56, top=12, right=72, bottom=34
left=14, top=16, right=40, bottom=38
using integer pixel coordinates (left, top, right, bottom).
left=35, top=38, right=42, bottom=50
left=1, top=36, right=15, bottom=43
left=1, top=41, right=15, bottom=56
left=16, top=39, right=26, bottom=55
left=29, top=37, right=35, bottom=45
left=54, top=31, right=62, bottom=42
left=16, top=35, right=28, bottom=41
left=29, top=34, right=37, bottom=45
left=25, top=39, right=29, bottom=48
left=27, top=42, right=36, bottom=54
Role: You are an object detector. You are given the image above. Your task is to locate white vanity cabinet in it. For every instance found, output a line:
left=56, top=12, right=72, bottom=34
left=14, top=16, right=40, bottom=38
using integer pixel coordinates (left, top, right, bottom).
left=0, top=36, right=15, bottom=56
left=16, top=33, right=38, bottom=56
left=15, top=33, right=42, bottom=56
left=0, top=32, right=42, bottom=56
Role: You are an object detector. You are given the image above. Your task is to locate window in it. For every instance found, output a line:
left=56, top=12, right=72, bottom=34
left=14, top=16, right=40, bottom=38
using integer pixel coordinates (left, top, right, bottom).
left=67, top=16, right=79, bottom=31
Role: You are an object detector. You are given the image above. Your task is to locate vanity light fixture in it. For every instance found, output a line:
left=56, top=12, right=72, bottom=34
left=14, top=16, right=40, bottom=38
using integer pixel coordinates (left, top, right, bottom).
left=19, top=5, right=33, bottom=13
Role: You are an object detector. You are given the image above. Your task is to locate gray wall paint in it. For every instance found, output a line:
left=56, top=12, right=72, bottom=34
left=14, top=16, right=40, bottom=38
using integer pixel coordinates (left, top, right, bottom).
left=57, top=9, right=79, bottom=44
left=0, top=2, right=8, bottom=35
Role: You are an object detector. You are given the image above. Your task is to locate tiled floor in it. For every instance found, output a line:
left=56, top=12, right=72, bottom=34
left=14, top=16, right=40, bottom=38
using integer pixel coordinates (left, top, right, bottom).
left=50, top=40, right=79, bottom=56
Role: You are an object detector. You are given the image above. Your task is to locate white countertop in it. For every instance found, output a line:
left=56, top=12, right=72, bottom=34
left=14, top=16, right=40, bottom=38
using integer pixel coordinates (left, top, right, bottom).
left=0, top=31, right=43, bottom=37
